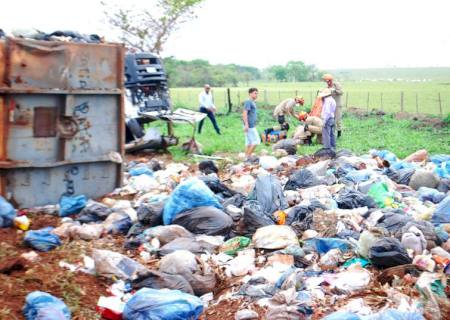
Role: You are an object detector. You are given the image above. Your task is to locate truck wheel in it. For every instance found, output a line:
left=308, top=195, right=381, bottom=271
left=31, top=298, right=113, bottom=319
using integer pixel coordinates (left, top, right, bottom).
left=127, top=118, right=145, bottom=140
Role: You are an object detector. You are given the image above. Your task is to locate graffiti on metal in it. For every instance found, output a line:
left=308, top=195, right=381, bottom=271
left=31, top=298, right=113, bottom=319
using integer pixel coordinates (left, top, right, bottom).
left=72, top=102, right=92, bottom=153
left=62, top=166, right=79, bottom=196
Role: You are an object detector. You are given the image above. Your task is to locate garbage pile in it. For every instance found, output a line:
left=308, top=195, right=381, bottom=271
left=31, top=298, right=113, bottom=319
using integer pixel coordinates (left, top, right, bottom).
left=1, top=149, right=450, bottom=319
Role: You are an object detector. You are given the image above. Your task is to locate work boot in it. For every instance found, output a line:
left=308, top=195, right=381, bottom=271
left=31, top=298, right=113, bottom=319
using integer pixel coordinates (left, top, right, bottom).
left=337, top=130, right=342, bottom=138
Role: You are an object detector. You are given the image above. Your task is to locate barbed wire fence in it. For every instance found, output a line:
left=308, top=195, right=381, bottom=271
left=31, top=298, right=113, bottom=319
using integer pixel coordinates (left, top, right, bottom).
left=171, top=89, right=449, bottom=116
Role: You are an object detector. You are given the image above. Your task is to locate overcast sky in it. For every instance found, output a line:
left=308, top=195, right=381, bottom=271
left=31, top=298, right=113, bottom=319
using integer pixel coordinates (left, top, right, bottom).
left=1, top=0, right=449, bottom=69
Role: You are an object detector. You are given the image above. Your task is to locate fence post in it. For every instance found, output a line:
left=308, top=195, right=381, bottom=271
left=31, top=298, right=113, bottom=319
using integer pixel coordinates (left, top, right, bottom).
left=237, top=91, right=241, bottom=107
left=400, top=91, right=404, bottom=112
left=264, top=90, right=268, bottom=105
left=345, top=92, right=349, bottom=109
left=278, top=91, right=281, bottom=101
left=295, top=90, right=298, bottom=97
left=416, top=93, right=419, bottom=114
left=380, top=92, right=383, bottom=111
left=366, top=92, right=370, bottom=111
left=310, top=91, right=313, bottom=106
left=438, top=93, right=443, bottom=117
left=227, top=88, right=232, bottom=114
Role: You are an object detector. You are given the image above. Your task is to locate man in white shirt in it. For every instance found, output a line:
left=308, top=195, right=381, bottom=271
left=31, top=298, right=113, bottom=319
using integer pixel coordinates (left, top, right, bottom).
left=198, top=84, right=221, bottom=135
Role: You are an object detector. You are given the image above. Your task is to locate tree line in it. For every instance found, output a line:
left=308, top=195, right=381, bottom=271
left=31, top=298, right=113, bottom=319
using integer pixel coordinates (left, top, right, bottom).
left=163, top=57, right=324, bottom=87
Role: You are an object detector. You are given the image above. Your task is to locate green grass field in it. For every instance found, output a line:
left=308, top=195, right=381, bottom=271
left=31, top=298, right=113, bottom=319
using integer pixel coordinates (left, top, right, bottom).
left=148, top=107, right=450, bottom=162
left=170, top=81, right=450, bottom=115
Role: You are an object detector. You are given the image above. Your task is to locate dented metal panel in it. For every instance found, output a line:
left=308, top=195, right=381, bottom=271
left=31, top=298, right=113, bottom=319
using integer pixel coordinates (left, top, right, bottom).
left=0, top=38, right=125, bottom=207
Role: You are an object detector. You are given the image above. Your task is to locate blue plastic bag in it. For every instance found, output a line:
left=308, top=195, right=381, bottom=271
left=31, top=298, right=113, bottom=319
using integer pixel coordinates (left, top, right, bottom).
left=123, top=288, right=203, bottom=320
left=430, top=155, right=450, bottom=179
left=372, top=150, right=398, bottom=163
left=344, top=170, right=372, bottom=183
left=323, top=311, right=361, bottom=320
left=417, top=187, right=446, bottom=204
left=24, top=227, right=62, bottom=252
left=304, top=237, right=351, bottom=254
left=163, top=178, right=222, bottom=225
left=431, top=195, right=450, bottom=224
left=0, top=196, right=16, bottom=227
left=59, top=195, right=87, bottom=217
left=23, top=291, right=71, bottom=320
left=129, top=167, right=154, bottom=176
left=367, top=309, right=424, bottom=320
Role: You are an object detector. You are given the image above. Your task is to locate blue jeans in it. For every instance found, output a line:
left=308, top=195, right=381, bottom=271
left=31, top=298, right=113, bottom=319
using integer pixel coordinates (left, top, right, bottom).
left=198, top=107, right=221, bottom=134
left=322, top=118, right=336, bottom=149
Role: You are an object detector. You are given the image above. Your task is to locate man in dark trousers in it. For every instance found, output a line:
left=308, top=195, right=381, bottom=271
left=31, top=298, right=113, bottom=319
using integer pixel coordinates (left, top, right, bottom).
left=198, top=84, right=221, bottom=135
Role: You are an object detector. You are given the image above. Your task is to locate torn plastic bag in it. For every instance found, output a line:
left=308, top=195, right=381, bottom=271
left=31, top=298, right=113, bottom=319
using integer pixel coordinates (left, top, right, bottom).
left=0, top=196, right=16, bottom=228
left=273, top=138, right=298, bottom=155
left=323, top=311, right=361, bottom=320
left=76, top=200, right=112, bottom=224
left=376, top=210, right=413, bottom=233
left=199, top=175, right=235, bottom=198
left=249, top=174, right=288, bottom=216
left=384, top=168, right=415, bottom=185
left=137, top=201, right=164, bottom=226
left=369, top=237, right=412, bottom=268
left=252, top=225, right=299, bottom=249
left=243, top=200, right=275, bottom=235
left=143, top=225, right=194, bottom=245
left=163, top=178, right=223, bottom=225
left=344, top=170, right=372, bottom=184
left=286, top=200, right=326, bottom=225
left=129, top=166, right=153, bottom=177
left=284, top=169, right=324, bottom=190
left=417, top=187, right=446, bottom=204
left=198, top=160, right=218, bottom=174
left=23, top=291, right=71, bottom=320
left=159, top=250, right=217, bottom=296
left=437, top=178, right=450, bottom=193
left=336, top=188, right=376, bottom=209
left=314, top=148, right=336, bottom=159
left=93, top=249, right=149, bottom=280
left=220, top=236, right=251, bottom=255
left=304, top=237, right=351, bottom=254
left=108, top=213, right=132, bottom=235
left=401, top=226, right=427, bottom=255
left=367, top=183, right=395, bottom=208
left=126, top=223, right=147, bottom=238
left=431, top=195, right=450, bottom=224
left=24, top=227, right=61, bottom=252
left=408, top=170, right=439, bottom=190
left=59, top=194, right=87, bottom=217
left=123, top=288, right=203, bottom=320
left=223, top=193, right=246, bottom=208
left=130, top=270, right=194, bottom=295
left=159, top=237, right=218, bottom=255
left=172, top=206, right=233, bottom=236
left=396, top=220, right=439, bottom=250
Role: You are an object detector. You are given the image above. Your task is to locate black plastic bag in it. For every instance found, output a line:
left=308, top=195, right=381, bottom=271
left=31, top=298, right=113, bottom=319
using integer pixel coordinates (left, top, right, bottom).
left=199, top=160, right=218, bottom=174
left=199, top=176, right=236, bottom=198
left=384, top=168, right=415, bottom=185
left=272, top=139, right=298, bottom=155
left=243, top=200, right=275, bottom=235
left=335, top=188, right=376, bottom=209
left=172, top=206, right=233, bottom=236
left=222, top=193, right=246, bottom=208
left=286, top=200, right=326, bottom=225
left=250, top=175, right=287, bottom=216
left=77, top=201, right=112, bottom=224
left=137, top=201, right=164, bottom=226
left=376, top=210, right=413, bottom=233
left=284, top=169, right=323, bottom=191
left=314, top=148, right=336, bottom=159
left=131, top=270, right=194, bottom=295
left=369, top=237, right=412, bottom=268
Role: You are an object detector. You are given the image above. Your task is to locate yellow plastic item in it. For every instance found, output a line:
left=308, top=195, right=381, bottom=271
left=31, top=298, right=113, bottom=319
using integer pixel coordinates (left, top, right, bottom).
left=14, top=215, right=30, bottom=231
left=274, top=210, right=286, bottom=225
